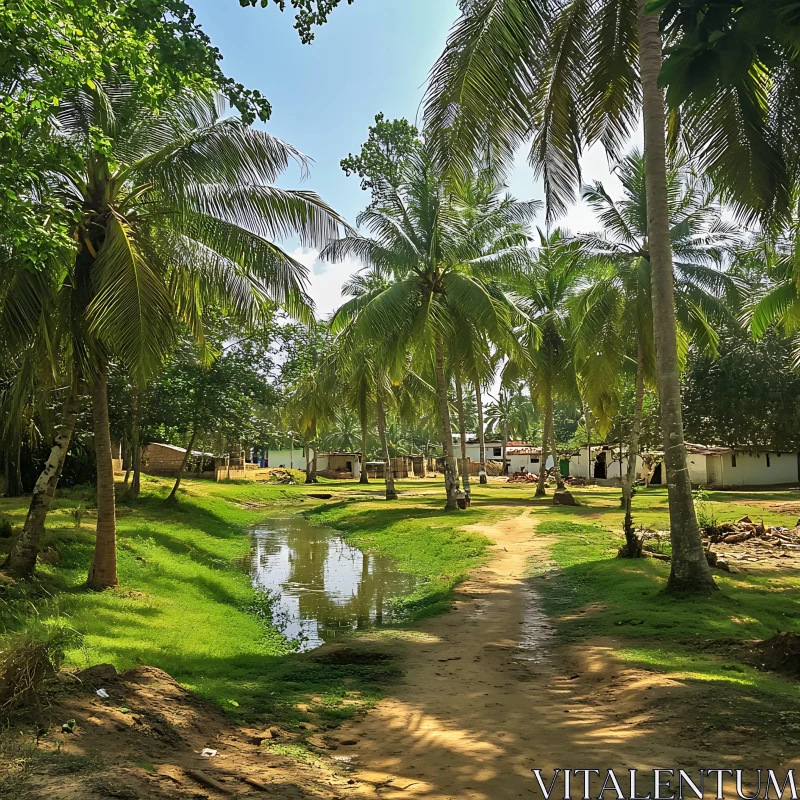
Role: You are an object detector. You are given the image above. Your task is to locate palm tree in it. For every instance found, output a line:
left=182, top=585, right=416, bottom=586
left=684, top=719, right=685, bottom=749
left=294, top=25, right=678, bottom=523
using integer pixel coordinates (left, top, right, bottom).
left=323, top=147, right=524, bottom=509
left=507, top=229, right=585, bottom=494
left=2, top=84, right=345, bottom=583
left=747, top=207, right=800, bottom=363
left=574, top=150, right=738, bottom=552
left=484, top=387, right=536, bottom=476
left=424, top=0, right=718, bottom=592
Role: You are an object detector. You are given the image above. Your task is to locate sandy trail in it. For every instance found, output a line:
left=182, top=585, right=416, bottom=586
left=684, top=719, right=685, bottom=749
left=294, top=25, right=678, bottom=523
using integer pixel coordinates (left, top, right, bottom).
left=336, top=511, right=732, bottom=799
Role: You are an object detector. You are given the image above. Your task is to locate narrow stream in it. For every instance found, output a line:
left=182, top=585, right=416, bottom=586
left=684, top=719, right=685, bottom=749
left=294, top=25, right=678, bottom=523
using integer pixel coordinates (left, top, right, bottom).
left=249, top=516, right=418, bottom=651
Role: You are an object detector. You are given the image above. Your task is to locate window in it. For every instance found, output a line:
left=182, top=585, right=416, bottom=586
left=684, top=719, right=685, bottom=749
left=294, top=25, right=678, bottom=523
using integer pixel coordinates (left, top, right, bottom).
left=767, top=453, right=771, bottom=468
left=530, top=457, right=539, bottom=464
left=493, top=447, right=501, bottom=457
left=732, top=454, right=737, bottom=468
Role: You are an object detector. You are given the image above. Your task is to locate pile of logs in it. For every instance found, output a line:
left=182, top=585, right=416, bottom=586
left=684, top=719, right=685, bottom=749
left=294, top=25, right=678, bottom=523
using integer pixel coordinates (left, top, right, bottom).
left=703, top=516, right=800, bottom=549
left=506, top=472, right=538, bottom=483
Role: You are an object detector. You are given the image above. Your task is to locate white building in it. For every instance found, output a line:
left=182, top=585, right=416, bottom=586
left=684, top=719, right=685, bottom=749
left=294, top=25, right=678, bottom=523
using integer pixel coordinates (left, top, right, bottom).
left=569, top=443, right=661, bottom=483
left=267, top=446, right=308, bottom=469
left=454, top=436, right=556, bottom=473
left=684, top=444, right=798, bottom=488
left=569, top=442, right=798, bottom=488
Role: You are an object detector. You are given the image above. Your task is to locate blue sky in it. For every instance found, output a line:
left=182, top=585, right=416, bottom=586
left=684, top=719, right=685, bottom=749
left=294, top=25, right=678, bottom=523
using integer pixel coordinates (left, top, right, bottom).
left=192, top=0, right=626, bottom=316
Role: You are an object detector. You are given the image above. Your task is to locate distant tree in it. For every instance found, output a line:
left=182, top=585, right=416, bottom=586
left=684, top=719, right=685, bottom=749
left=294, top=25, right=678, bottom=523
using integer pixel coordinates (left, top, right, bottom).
left=683, top=327, right=800, bottom=451
left=341, top=113, right=421, bottom=192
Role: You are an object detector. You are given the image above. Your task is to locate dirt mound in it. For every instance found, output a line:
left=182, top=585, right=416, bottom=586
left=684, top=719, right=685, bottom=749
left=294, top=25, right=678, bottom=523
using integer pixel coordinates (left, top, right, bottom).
left=749, top=632, right=800, bottom=677
left=1, top=662, right=363, bottom=799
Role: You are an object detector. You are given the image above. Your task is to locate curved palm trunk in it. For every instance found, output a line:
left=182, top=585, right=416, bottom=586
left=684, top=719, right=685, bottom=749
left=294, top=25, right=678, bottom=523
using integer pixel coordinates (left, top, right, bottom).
left=3, top=382, right=80, bottom=579
left=359, top=416, right=370, bottom=484
left=536, top=384, right=553, bottom=496
left=623, top=345, right=646, bottom=556
left=126, top=388, right=142, bottom=500
left=434, top=335, right=459, bottom=510
left=455, top=365, right=471, bottom=500
left=501, top=424, right=508, bottom=476
left=87, top=365, right=118, bottom=589
left=166, top=426, right=197, bottom=504
left=303, top=442, right=311, bottom=480
left=376, top=388, right=397, bottom=500
left=476, top=383, right=487, bottom=484
left=637, top=1, right=715, bottom=592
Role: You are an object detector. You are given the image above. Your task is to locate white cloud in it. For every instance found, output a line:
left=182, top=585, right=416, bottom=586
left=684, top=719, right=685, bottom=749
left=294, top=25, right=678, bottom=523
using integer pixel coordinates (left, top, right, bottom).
left=290, top=246, right=365, bottom=321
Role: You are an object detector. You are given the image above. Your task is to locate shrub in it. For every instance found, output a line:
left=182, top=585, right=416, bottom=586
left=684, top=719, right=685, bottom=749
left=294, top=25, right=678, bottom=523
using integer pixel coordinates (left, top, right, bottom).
left=0, top=614, right=82, bottom=716
left=0, top=519, right=12, bottom=539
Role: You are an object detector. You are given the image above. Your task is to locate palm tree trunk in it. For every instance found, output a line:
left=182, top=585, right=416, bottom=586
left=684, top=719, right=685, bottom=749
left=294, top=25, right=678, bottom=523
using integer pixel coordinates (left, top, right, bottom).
left=455, top=365, right=471, bottom=499
left=309, top=420, right=318, bottom=483
left=476, top=383, right=487, bottom=484
left=126, top=387, right=142, bottom=500
left=166, top=426, right=197, bottom=504
left=434, top=334, right=459, bottom=510
left=376, top=388, right=397, bottom=500
left=552, top=420, right=564, bottom=491
left=359, top=415, right=370, bottom=484
left=3, top=382, right=80, bottom=579
left=304, top=442, right=310, bottom=480
left=502, top=423, right=508, bottom=476
left=637, top=0, right=716, bottom=593
left=536, top=384, right=553, bottom=496
left=87, top=364, right=118, bottom=589
left=623, top=344, right=646, bottom=556
left=5, top=434, right=23, bottom=497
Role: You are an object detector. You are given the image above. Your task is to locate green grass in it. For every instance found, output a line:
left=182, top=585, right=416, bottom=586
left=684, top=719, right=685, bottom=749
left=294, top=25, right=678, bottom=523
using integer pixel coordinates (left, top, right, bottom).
left=306, top=492, right=494, bottom=619
left=2, top=475, right=800, bottom=733
left=0, top=476, right=406, bottom=728
left=527, top=487, right=800, bottom=701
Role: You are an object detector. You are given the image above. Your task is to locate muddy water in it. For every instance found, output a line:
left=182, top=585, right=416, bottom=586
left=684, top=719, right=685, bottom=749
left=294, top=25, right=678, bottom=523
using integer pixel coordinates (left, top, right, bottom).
left=249, top=516, right=417, bottom=651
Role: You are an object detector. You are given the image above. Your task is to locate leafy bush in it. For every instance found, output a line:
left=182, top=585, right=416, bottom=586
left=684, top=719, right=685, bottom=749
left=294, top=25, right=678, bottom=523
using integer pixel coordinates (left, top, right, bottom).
left=0, top=518, right=12, bottom=539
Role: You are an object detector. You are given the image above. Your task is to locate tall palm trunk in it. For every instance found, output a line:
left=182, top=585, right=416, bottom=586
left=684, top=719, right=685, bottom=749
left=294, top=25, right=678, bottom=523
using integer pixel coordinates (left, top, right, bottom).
left=455, top=365, right=471, bottom=499
left=475, top=383, right=487, bottom=484
left=376, top=388, right=397, bottom=500
left=552, top=421, right=564, bottom=491
left=434, top=334, right=459, bottom=510
left=623, top=343, right=646, bottom=556
left=5, top=434, right=23, bottom=497
left=87, top=364, right=118, bottom=589
left=501, top=424, right=508, bottom=476
left=166, top=426, right=197, bottom=503
left=127, top=387, right=142, bottom=500
left=310, top=419, right=319, bottom=482
left=359, top=415, right=370, bottom=484
left=536, top=384, right=553, bottom=496
left=3, top=382, right=80, bottom=579
left=637, top=0, right=716, bottom=593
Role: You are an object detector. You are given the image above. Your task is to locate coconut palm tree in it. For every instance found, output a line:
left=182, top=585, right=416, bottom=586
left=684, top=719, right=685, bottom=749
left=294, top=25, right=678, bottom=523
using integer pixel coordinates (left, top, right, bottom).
left=484, top=387, right=536, bottom=476
left=424, top=0, right=718, bottom=592
left=747, top=206, right=800, bottom=363
left=505, top=229, right=585, bottom=494
left=573, top=150, right=738, bottom=552
left=323, top=147, right=526, bottom=509
left=2, top=84, right=345, bottom=583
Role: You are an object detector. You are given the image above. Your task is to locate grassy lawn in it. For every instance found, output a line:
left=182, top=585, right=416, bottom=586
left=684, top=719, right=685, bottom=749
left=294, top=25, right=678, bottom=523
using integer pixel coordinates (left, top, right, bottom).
left=523, top=485, right=800, bottom=703
left=2, top=475, right=799, bottom=730
left=0, top=475, right=491, bottom=727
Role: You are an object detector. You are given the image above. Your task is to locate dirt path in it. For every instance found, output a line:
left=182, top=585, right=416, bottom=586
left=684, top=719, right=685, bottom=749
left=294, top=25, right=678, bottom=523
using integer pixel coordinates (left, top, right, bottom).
left=334, top=511, right=769, bottom=799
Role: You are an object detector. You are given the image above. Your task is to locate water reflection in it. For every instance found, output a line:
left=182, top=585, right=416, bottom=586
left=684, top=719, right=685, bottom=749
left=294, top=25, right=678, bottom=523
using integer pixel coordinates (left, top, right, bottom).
left=249, top=517, right=417, bottom=651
